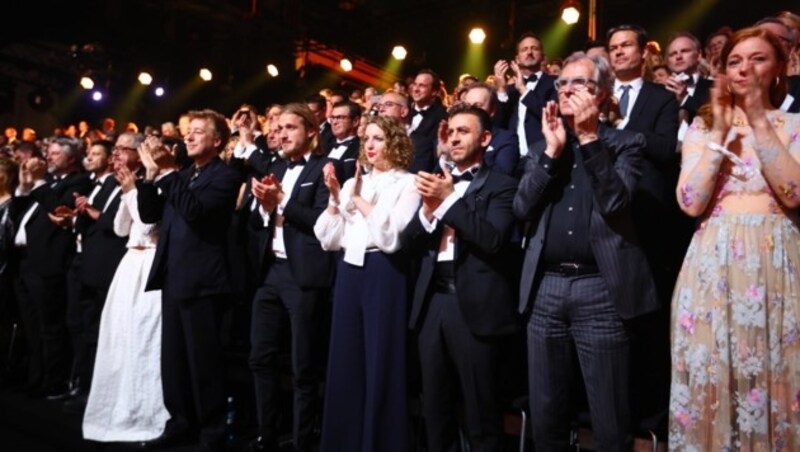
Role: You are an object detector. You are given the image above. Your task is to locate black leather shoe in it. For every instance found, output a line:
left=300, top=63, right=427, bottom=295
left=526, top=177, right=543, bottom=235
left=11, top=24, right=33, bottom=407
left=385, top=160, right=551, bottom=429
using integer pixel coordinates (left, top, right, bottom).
left=42, top=382, right=71, bottom=401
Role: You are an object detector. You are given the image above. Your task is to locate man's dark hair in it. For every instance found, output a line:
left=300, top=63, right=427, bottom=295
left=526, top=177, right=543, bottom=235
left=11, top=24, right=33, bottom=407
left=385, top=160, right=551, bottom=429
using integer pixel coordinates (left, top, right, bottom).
left=584, top=39, right=607, bottom=52
left=607, top=24, right=648, bottom=50
left=16, top=141, right=42, bottom=159
left=517, top=32, right=543, bottom=51
left=90, top=139, right=114, bottom=157
left=331, top=100, right=362, bottom=118
left=305, top=94, right=327, bottom=111
left=447, top=104, right=492, bottom=136
left=464, top=82, right=499, bottom=113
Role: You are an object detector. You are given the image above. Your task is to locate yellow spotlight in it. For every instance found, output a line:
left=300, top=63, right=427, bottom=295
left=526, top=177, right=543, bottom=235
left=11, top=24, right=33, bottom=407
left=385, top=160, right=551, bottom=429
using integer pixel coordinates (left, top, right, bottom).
left=267, top=64, right=279, bottom=77
left=561, top=1, right=580, bottom=25
left=199, top=68, right=213, bottom=81
left=391, top=45, right=407, bottom=61
left=138, top=72, right=153, bottom=86
left=469, top=27, right=486, bottom=44
left=340, top=58, right=353, bottom=72
left=80, top=76, right=94, bottom=90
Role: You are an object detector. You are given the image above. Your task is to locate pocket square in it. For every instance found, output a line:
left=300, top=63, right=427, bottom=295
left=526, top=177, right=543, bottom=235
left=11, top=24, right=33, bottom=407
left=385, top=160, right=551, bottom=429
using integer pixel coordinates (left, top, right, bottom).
left=300, top=182, right=314, bottom=187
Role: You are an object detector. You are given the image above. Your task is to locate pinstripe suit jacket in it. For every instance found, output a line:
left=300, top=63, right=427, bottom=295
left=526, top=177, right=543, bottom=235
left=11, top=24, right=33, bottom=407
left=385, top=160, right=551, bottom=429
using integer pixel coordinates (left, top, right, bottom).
left=514, top=125, right=658, bottom=320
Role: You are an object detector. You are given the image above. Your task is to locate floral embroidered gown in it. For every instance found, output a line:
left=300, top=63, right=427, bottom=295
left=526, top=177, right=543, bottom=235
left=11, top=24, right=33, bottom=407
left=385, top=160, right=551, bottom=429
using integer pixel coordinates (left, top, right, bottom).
left=669, top=110, right=800, bottom=451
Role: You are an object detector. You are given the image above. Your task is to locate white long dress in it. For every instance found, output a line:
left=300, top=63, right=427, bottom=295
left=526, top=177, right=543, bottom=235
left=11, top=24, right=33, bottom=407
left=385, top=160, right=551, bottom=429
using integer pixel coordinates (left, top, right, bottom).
left=82, top=189, right=169, bottom=442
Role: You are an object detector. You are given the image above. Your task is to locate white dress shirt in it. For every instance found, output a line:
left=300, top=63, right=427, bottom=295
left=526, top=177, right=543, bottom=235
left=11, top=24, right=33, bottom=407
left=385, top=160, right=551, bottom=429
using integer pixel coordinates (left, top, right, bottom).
left=418, top=166, right=479, bottom=262
left=259, top=154, right=311, bottom=259
left=314, top=169, right=420, bottom=267
left=614, top=77, right=644, bottom=130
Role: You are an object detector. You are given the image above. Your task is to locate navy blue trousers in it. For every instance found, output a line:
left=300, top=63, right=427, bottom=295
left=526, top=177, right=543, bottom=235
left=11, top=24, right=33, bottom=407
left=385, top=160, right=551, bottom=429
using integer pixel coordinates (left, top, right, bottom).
left=320, top=252, right=410, bottom=452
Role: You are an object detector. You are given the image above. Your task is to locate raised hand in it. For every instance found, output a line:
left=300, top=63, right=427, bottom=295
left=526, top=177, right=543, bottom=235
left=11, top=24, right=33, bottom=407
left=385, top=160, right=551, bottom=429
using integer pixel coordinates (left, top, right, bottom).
left=493, top=60, right=510, bottom=91
left=322, top=162, right=340, bottom=203
left=115, top=165, right=137, bottom=193
left=351, top=161, right=363, bottom=198
left=541, top=101, right=567, bottom=158
left=568, top=90, right=600, bottom=144
left=709, top=74, right=733, bottom=139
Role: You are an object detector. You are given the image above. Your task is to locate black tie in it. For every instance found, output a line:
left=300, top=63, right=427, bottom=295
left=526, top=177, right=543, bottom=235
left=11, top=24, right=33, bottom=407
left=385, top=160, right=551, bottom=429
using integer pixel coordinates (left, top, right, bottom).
left=524, top=74, right=538, bottom=84
left=189, top=166, right=201, bottom=187
left=413, top=109, right=427, bottom=118
left=684, top=75, right=696, bottom=87
left=618, top=85, right=632, bottom=118
left=288, top=159, right=306, bottom=169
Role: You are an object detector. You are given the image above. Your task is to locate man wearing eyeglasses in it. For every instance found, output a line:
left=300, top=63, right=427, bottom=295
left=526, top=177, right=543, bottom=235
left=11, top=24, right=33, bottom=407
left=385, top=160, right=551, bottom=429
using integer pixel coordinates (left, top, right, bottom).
left=515, top=52, right=658, bottom=451
left=327, top=100, right=361, bottom=181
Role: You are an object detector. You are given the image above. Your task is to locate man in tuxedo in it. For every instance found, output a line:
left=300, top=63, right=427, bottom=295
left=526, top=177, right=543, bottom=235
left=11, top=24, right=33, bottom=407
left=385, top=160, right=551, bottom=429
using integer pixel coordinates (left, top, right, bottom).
left=493, top=32, right=558, bottom=157
left=13, top=137, right=91, bottom=397
left=306, top=94, right=335, bottom=154
left=403, top=104, right=519, bottom=451
left=378, top=91, right=411, bottom=124
left=608, top=23, right=690, bottom=426
left=756, top=17, right=800, bottom=113
left=247, top=103, right=335, bottom=452
left=137, top=110, right=240, bottom=452
left=515, top=52, right=658, bottom=451
left=63, top=139, right=127, bottom=411
left=408, top=69, right=448, bottom=173
left=463, top=82, right=520, bottom=176
left=665, top=32, right=712, bottom=124
left=327, top=100, right=361, bottom=181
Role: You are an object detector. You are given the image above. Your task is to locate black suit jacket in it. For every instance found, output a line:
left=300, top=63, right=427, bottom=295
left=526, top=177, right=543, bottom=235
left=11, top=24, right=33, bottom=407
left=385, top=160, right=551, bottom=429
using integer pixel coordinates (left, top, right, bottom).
left=409, top=101, right=448, bottom=173
left=250, top=154, right=336, bottom=289
left=514, top=127, right=658, bottom=320
left=787, top=75, right=800, bottom=113
left=13, top=171, right=92, bottom=277
left=319, top=121, right=336, bottom=154
left=497, top=74, right=558, bottom=149
left=485, top=126, right=520, bottom=177
left=680, top=77, right=712, bottom=123
left=76, top=176, right=127, bottom=289
left=403, top=166, right=520, bottom=337
left=138, top=157, right=240, bottom=300
left=328, top=137, right=360, bottom=182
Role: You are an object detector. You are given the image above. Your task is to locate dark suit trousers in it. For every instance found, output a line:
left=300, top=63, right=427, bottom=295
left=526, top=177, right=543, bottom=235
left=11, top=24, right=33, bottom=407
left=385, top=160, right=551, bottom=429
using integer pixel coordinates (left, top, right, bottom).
left=65, top=253, right=84, bottom=382
left=14, top=265, right=69, bottom=390
left=161, top=292, right=227, bottom=445
left=418, top=291, right=504, bottom=452
left=528, top=273, right=631, bottom=452
left=249, top=259, right=326, bottom=449
left=320, top=252, right=409, bottom=452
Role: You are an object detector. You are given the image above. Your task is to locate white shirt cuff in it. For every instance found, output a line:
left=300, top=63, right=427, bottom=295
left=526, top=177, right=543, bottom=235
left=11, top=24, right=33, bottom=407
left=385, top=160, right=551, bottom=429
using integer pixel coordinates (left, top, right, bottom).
left=497, top=91, right=509, bottom=102
left=433, top=191, right=460, bottom=220
left=15, top=179, right=46, bottom=196
left=233, top=143, right=257, bottom=159
left=418, top=208, right=437, bottom=233
left=259, top=205, right=272, bottom=227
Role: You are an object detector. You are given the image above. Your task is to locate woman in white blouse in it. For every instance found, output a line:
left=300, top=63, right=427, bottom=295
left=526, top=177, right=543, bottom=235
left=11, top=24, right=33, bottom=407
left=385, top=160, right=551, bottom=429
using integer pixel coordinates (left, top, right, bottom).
left=315, top=115, right=420, bottom=452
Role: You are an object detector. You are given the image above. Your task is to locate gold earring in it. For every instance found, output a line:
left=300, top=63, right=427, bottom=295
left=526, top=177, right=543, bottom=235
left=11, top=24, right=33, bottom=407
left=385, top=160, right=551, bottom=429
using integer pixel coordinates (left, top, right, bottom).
left=775, top=76, right=780, bottom=87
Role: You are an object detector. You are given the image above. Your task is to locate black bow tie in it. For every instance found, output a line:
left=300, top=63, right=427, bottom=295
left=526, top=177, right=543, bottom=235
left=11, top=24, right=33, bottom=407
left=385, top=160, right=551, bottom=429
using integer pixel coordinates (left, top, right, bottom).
left=287, top=159, right=306, bottom=169
left=523, top=74, right=538, bottom=84
left=412, top=108, right=427, bottom=118
left=452, top=169, right=477, bottom=184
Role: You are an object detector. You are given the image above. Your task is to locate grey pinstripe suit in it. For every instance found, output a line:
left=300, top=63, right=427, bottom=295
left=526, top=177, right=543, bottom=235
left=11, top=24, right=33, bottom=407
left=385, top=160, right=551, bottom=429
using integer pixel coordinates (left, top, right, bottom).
left=514, top=125, right=658, bottom=451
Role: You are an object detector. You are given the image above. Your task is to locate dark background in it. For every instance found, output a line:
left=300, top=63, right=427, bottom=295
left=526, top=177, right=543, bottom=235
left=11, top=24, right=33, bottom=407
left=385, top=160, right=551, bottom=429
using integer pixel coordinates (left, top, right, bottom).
left=0, top=0, right=795, bottom=132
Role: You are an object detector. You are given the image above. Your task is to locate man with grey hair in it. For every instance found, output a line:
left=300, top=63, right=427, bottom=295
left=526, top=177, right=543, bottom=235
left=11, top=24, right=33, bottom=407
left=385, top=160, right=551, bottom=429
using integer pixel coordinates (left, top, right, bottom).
left=13, top=136, right=91, bottom=398
left=514, top=52, right=657, bottom=451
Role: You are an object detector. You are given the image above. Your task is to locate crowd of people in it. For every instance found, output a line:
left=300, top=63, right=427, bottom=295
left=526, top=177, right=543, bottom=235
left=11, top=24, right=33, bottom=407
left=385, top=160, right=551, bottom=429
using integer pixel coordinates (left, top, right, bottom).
left=1, top=11, right=800, bottom=452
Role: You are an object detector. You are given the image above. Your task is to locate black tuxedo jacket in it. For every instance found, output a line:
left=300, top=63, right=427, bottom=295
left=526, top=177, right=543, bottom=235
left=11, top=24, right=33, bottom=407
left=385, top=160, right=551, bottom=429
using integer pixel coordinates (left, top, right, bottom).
left=514, top=127, right=658, bottom=319
left=328, top=137, right=360, bottom=182
left=320, top=121, right=336, bottom=154
left=138, top=157, right=240, bottom=299
left=250, top=154, right=336, bottom=289
left=409, top=101, right=448, bottom=173
left=680, top=77, right=712, bottom=123
left=403, top=166, right=520, bottom=337
left=76, top=176, right=127, bottom=289
left=787, top=75, right=800, bottom=113
left=485, top=126, right=520, bottom=177
left=497, top=74, right=558, bottom=149
left=12, top=171, right=92, bottom=277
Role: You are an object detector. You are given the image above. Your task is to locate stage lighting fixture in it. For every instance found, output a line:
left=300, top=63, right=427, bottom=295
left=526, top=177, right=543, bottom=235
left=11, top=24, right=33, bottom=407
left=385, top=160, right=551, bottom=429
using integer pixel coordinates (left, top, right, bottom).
left=340, top=58, right=353, bottom=72
left=561, top=1, right=581, bottom=25
left=267, top=64, right=279, bottom=77
left=199, top=68, right=213, bottom=81
left=92, top=91, right=103, bottom=101
left=80, top=76, right=94, bottom=90
left=391, top=46, right=407, bottom=60
left=155, top=87, right=165, bottom=97
left=469, top=27, right=486, bottom=44
left=138, top=72, right=153, bottom=86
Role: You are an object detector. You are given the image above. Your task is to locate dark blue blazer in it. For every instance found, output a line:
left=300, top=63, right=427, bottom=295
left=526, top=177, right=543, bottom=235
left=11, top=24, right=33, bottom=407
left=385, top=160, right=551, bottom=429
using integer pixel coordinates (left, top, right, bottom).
left=76, top=177, right=127, bottom=289
left=680, top=77, right=712, bottom=123
left=514, top=127, right=658, bottom=320
left=250, top=154, right=336, bottom=289
left=497, top=74, right=558, bottom=149
left=484, top=126, right=520, bottom=177
left=403, top=166, right=521, bottom=337
left=138, top=157, right=240, bottom=300
left=409, top=101, right=448, bottom=173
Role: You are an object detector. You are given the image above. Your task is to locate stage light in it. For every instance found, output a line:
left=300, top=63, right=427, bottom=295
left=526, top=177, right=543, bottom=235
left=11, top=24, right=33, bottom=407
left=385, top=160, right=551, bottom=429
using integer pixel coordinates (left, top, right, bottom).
left=561, top=1, right=580, bottom=25
left=80, top=76, right=94, bottom=90
left=199, top=68, right=213, bottom=81
left=92, top=91, right=103, bottom=101
left=138, top=72, right=153, bottom=86
left=155, top=86, right=165, bottom=97
left=267, top=64, right=279, bottom=77
left=469, top=27, right=486, bottom=44
left=391, top=46, right=407, bottom=61
left=340, top=58, right=353, bottom=72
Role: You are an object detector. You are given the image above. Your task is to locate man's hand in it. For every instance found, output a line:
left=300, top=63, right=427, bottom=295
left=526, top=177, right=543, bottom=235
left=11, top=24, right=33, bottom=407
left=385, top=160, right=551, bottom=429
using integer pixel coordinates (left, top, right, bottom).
left=541, top=101, right=567, bottom=158
left=251, top=174, right=283, bottom=212
left=416, top=166, right=455, bottom=220
left=567, top=91, right=600, bottom=145
left=493, top=60, right=510, bottom=92
left=664, top=74, right=690, bottom=103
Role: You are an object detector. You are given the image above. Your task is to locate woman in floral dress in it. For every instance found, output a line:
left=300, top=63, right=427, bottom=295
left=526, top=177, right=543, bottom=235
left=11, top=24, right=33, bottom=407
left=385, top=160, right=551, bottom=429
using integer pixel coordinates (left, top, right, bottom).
left=670, top=27, right=800, bottom=450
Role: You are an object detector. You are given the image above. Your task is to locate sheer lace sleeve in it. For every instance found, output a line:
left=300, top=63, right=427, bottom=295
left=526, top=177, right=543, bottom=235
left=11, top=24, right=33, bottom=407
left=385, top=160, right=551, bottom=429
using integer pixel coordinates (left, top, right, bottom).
left=676, top=117, right=724, bottom=217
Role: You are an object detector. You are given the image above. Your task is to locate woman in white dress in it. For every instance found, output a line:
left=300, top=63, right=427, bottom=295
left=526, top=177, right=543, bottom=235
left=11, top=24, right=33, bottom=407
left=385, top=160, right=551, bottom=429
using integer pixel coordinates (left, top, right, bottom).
left=82, top=139, right=170, bottom=442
